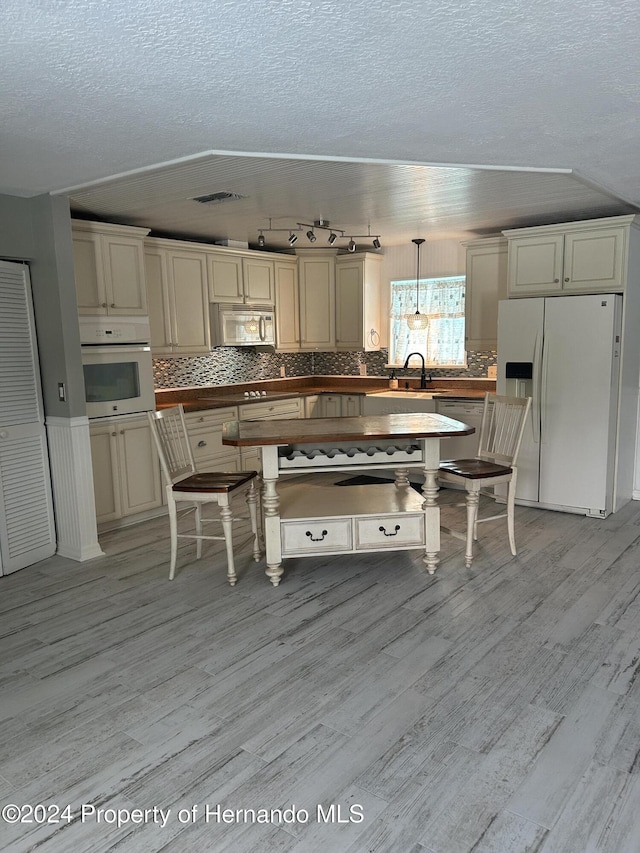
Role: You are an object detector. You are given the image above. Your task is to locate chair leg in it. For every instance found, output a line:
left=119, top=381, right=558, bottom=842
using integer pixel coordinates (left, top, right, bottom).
left=465, top=486, right=480, bottom=568
left=246, top=480, right=261, bottom=562
left=507, top=473, right=517, bottom=556
left=168, top=493, right=178, bottom=580
left=219, top=495, right=237, bottom=586
left=195, top=503, right=203, bottom=560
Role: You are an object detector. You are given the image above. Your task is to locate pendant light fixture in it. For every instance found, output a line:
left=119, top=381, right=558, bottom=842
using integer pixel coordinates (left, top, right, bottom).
left=406, top=238, right=429, bottom=331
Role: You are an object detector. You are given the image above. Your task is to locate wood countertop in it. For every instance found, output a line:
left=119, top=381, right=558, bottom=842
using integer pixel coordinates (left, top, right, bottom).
left=222, top=412, right=475, bottom=447
left=156, top=376, right=495, bottom=412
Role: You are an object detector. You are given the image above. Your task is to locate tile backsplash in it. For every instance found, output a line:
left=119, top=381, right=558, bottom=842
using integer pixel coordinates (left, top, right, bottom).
left=153, top=348, right=496, bottom=389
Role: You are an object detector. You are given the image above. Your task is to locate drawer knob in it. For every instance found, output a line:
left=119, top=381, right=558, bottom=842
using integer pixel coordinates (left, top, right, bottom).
left=197, top=440, right=207, bottom=447
left=305, top=529, right=328, bottom=542
left=379, top=524, right=401, bottom=537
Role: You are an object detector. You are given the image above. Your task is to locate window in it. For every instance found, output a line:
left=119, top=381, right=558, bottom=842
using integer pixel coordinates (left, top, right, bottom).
left=388, top=275, right=466, bottom=367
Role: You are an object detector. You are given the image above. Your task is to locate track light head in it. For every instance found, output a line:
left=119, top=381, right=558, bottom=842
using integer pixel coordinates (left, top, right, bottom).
left=258, top=232, right=265, bottom=248
left=288, top=232, right=298, bottom=245
left=348, top=239, right=356, bottom=253
left=306, top=230, right=317, bottom=243
left=328, top=232, right=337, bottom=245
left=372, top=237, right=381, bottom=249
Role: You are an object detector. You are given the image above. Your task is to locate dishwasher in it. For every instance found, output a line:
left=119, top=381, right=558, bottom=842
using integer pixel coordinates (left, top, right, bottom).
left=436, top=398, right=483, bottom=461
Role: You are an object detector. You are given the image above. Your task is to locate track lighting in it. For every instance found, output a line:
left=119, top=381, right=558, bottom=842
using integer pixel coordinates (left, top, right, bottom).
left=257, top=218, right=382, bottom=251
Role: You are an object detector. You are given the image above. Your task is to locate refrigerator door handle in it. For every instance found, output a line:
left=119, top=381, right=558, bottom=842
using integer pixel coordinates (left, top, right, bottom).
left=539, top=330, right=550, bottom=445
left=532, top=332, right=542, bottom=444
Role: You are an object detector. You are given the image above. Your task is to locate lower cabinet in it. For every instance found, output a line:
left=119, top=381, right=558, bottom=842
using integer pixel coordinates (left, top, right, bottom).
left=89, top=415, right=162, bottom=526
left=184, top=407, right=240, bottom=473
left=319, top=393, right=363, bottom=417
left=238, top=398, right=302, bottom=470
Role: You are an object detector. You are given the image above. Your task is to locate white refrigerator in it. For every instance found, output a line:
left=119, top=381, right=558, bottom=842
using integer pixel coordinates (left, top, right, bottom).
left=497, top=294, right=622, bottom=517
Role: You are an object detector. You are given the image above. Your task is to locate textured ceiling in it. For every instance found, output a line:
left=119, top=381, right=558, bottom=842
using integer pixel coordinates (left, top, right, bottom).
left=2, top=0, right=640, bottom=247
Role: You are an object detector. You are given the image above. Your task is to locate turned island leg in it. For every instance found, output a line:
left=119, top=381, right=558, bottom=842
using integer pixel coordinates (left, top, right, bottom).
left=421, top=437, right=440, bottom=574
left=260, top=445, right=284, bottom=586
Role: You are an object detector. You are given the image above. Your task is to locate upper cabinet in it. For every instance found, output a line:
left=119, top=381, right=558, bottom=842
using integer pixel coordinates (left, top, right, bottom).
left=145, top=239, right=210, bottom=354
left=72, top=220, right=150, bottom=315
left=298, top=253, right=336, bottom=351
left=503, top=215, right=637, bottom=297
left=462, top=236, right=508, bottom=351
left=208, top=252, right=275, bottom=304
left=335, top=253, right=382, bottom=351
left=274, top=259, right=300, bottom=352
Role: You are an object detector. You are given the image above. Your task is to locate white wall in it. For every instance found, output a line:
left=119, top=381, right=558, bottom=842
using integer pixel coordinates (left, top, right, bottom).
left=378, top=239, right=466, bottom=346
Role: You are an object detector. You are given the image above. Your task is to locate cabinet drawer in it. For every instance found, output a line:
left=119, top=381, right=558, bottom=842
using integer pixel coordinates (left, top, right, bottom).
left=239, top=399, right=301, bottom=420
left=186, top=407, right=238, bottom=429
left=355, top=514, right=425, bottom=549
left=281, top=518, right=352, bottom=555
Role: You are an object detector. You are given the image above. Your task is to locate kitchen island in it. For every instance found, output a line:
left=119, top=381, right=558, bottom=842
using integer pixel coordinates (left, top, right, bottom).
left=223, top=413, right=474, bottom=585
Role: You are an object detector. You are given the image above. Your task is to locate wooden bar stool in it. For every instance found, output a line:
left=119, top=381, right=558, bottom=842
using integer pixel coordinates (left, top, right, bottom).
left=148, top=405, right=261, bottom=584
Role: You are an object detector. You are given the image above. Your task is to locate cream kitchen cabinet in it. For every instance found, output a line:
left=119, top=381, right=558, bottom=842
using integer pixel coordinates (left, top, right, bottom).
left=72, top=220, right=150, bottom=316
left=89, top=415, right=162, bottom=526
left=208, top=252, right=275, bottom=305
left=303, top=394, right=322, bottom=418
left=145, top=239, right=210, bottom=354
left=274, top=259, right=300, bottom=351
left=238, top=397, right=302, bottom=470
left=335, top=252, right=382, bottom=351
left=462, top=236, right=508, bottom=350
left=184, top=407, right=240, bottom=473
left=298, top=253, right=336, bottom=350
left=503, top=215, right=637, bottom=297
left=318, top=393, right=362, bottom=418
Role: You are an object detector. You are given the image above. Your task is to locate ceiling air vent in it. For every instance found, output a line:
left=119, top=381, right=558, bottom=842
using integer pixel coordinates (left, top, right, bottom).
left=192, top=191, right=247, bottom=204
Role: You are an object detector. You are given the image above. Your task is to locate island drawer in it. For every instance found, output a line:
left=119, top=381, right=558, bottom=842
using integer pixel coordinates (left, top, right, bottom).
left=355, top=514, right=425, bottom=549
left=281, top=518, right=352, bottom=555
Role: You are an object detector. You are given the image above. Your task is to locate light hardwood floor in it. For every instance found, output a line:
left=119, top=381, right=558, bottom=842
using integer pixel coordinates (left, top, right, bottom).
left=3, top=481, right=640, bottom=852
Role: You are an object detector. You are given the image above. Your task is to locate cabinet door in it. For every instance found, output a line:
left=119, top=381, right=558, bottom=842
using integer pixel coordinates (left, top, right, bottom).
left=90, top=424, right=121, bottom=523
left=507, top=235, right=564, bottom=296
left=341, top=395, right=362, bottom=417
left=167, top=251, right=210, bottom=352
left=102, top=235, right=148, bottom=314
left=304, top=395, right=321, bottom=418
left=116, top=419, right=162, bottom=516
left=321, top=394, right=342, bottom=418
left=335, top=254, right=382, bottom=351
left=242, top=257, right=274, bottom=304
left=144, top=247, right=173, bottom=353
left=335, top=261, right=363, bottom=350
left=299, top=256, right=335, bottom=350
left=73, top=231, right=107, bottom=314
left=464, top=239, right=508, bottom=350
left=208, top=255, right=243, bottom=302
left=275, top=261, right=300, bottom=351
left=563, top=227, right=626, bottom=292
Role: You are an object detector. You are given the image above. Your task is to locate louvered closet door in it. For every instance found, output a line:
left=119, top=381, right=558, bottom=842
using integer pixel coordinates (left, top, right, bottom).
left=0, top=261, right=56, bottom=574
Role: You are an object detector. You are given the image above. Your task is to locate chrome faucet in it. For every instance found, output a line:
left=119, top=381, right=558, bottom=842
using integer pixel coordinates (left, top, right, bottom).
left=403, top=352, right=431, bottom=389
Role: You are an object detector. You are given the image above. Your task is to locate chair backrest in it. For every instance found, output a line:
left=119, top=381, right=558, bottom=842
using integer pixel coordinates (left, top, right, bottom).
left=148, top=405, right=197, bottom=486
left=476, top=393, right=532, bottom=467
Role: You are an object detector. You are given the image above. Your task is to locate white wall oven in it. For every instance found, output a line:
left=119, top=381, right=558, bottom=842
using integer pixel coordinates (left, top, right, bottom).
left=80, top=318, right=155, bottom=418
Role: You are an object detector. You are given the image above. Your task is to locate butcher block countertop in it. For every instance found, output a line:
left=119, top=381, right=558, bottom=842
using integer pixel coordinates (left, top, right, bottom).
left=155, top=375, right=495, bottom=413
left=222, top=412, right=476, bottom=447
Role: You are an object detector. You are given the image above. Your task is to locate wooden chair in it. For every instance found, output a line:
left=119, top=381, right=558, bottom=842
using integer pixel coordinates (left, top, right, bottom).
left=438, top=393, right=531, bottom=567
left=147, top=405, right=261, bottom=584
